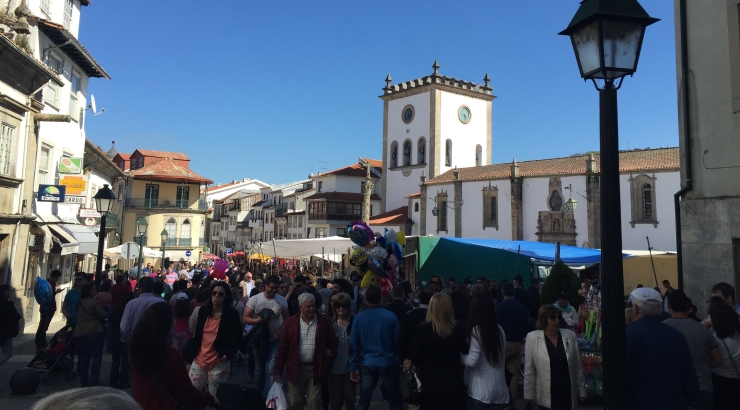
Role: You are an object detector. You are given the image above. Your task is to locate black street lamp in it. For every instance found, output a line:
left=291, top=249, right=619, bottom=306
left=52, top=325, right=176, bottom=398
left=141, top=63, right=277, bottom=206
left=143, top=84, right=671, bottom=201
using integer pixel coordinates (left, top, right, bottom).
left=136, top=217, right=148, bottom=279
left=559, top=1, right=658, bottom=408
left=93, top=184, right=116, bottom=281
left=160, top=229, right=169, bottom=270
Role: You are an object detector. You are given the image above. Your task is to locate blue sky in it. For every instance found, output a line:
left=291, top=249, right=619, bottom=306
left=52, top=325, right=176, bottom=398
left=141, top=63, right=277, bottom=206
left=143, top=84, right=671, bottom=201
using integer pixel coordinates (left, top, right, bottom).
left=81, top=1, right=677, bottom=185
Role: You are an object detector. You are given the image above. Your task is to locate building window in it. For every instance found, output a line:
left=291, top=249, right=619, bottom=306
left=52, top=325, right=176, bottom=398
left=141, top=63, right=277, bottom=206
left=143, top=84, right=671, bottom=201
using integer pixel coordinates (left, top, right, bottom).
left=138, top=157, right=143, bottom=168
left=336, top=227, right=347, bottom=237
left=414, top=202, right=419, bottom=212
left=316, top=228, right=326, bottom=238
left=436, top=192, right=448, bottom=233
left=415, top=137, right=426, bottom=165
left=403, top=139, right=412, bottom=166
left=165, top=218, right=177, bottom=242
left=176, top=186, right=190, bottom=207
left=63, top=0, right=73, bottom=30
left=38, top=145, right=51, bottom=184
left=482, top=184, right=499, bottom=230
left=200, top=219, right=205, bottom=240
left=445, top=139, right=452, bottom=167
left=145, top=184, right=159, bottom=206
left=642, top=184, right=653, bottom=218
left=318, top=181, right=323, bottom=193
left=298, top=233, right=303, bottom=239
left=475, top=144, right=482, bottom=166
left=629, top=174, right=658, bottom=227
left=390, top=141, right=398, bottom=168
left=44, top=55, right=62, bottom=108
left=181, top=219, right=191, bottom=239
left=0, top=123, right=14, bottom=176
left=69, top=72, right=80, bottom=118
left=40, top=0, right=50, bottom=14
left=298, top=216, right=303, bottom=228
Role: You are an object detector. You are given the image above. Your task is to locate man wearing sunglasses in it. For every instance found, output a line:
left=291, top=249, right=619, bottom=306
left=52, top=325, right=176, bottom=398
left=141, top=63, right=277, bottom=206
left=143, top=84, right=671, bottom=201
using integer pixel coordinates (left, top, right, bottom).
left=429, top=276, right=443, bottom=294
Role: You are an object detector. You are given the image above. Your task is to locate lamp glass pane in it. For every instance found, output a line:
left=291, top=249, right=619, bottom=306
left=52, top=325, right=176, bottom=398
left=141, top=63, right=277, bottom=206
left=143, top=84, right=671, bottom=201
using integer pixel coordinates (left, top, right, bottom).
left=571, top=21, right=602, bottom=77
left=96, top=197, right=113, bottom=213
left=602, top=20, right=643, bottom=72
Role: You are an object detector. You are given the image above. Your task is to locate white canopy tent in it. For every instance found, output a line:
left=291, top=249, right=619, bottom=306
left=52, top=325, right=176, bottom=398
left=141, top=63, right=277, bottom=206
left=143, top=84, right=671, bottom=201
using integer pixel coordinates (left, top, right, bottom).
left=105, top=242, right=173, bottom=259
left=262, top=237, right=355, bottom=259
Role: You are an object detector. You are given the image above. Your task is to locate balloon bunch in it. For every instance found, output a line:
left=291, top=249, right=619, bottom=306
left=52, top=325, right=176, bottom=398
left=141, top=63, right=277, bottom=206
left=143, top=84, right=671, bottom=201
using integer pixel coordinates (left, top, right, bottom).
left=210, top=259, right=229, bottom=280
left=34, top=277, right=53, bottom=309
left=348, top=221, right=406, bottom=290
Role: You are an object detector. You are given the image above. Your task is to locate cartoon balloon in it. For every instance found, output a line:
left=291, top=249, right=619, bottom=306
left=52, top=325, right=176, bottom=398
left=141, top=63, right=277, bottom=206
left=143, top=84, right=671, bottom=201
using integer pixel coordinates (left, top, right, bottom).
left=389, top=242, right=403, bottom=262
left=396, top=231, right=406, bottom=249
left=350, top=248, right=367, bottom=267
left=385, top=228, right=397, bottom=244
left=361, top=270, right=381, bottom=288
left=34, top=278, right=53, bottom=309
left=368, top=257, right=388, bottom=278
left=375, top=234, right=387, bottom=249
left=366, top=246, right=388, bottom=260
left=349, top=221, right=375, bottom=247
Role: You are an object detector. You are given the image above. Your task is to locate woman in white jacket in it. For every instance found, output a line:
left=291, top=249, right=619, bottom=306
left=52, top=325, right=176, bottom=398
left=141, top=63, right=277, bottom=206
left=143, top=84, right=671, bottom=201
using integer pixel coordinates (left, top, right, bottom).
left=460, top=294, right=509, bottom=410
left=524, top=305, right=587, bottom=410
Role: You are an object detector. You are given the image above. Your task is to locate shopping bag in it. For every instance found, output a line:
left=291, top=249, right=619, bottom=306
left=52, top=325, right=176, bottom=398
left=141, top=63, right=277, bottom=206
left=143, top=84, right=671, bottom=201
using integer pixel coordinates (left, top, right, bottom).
left=265, top=381, right=287, bottom=410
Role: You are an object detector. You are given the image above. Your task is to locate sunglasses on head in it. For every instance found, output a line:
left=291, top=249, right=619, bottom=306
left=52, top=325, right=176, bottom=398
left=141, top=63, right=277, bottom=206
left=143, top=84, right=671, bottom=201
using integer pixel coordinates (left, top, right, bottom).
left=212, top=291, right=225, bottom=297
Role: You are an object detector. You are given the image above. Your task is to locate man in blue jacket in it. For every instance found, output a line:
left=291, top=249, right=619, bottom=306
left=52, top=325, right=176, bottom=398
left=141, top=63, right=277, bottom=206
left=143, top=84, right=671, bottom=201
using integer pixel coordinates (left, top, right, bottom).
left=349, top=285, right=402, bottom=410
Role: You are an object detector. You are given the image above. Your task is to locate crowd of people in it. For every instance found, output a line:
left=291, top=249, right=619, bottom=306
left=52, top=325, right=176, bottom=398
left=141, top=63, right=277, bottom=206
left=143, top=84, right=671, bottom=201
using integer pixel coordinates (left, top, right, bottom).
left=0, top=260, right=736, bottom=410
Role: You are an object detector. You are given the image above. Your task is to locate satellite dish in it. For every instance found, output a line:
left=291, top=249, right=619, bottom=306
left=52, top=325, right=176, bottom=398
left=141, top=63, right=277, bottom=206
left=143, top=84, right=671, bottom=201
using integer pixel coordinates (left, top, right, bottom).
left=87, top=94, right=106, bottom=116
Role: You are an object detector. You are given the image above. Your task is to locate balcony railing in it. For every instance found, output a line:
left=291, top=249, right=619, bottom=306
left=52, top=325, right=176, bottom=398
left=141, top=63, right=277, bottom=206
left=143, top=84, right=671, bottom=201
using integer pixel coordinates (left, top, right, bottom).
left=308, top=213, right=362, bottom=221
left=125, top=198, right=208, bottom=211
left=161, top=237, right=197, bottom=247
left=199, top=238, right=205, bottom=246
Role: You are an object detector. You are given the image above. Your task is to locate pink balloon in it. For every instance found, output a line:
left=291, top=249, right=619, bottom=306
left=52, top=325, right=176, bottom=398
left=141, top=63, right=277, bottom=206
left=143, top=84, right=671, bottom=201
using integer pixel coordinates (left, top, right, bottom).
left=389, top=254, right=398, bottom=269
left=213, top=259, right=228, bottom=275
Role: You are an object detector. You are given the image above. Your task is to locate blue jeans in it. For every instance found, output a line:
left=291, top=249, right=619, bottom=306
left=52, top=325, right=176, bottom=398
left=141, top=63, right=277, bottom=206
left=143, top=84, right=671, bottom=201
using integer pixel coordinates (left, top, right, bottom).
left=357, top=365, right=403, bottom=410
left=109, top=335, right=129, bottom=387
left=467, top=395, right=507, bottom=410
left=253, top=338, right=279, bottom=399
left=77, top=331, right=104, bottom=386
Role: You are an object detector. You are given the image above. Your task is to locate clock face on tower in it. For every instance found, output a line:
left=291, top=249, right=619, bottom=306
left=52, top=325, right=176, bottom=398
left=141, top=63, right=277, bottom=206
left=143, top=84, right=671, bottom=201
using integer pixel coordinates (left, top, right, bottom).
left=458, top=106, right=471, bottom=124
left=402, top=105, right=415, bottom=124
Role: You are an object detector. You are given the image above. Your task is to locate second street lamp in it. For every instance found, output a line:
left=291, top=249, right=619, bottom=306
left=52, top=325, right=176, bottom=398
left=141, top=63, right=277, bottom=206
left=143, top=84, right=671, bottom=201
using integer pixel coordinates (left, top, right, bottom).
left=161, top=228, right=169, bottom=270
left=93, top=184, right=116, bottom=281
left=559, top=0, right=658, bottom=408
left=136, top=217, right=148, bottom=279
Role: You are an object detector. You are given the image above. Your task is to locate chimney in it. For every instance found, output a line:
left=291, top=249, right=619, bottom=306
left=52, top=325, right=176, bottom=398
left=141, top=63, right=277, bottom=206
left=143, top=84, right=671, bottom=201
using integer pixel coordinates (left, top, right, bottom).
left=453, top=166, right=459, bottom=181
left=586, top=153, right=597, bottom=174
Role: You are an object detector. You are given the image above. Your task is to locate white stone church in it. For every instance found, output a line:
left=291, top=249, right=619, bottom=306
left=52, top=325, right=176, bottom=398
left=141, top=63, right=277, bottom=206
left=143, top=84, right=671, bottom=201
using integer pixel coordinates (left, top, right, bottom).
left=375, top=62, right=680, bottom=252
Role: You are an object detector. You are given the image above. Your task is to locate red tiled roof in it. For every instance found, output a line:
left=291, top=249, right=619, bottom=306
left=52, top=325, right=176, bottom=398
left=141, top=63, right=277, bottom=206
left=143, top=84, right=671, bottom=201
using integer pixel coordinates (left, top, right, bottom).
left=407, top=192, right=420, bottom=198
left=369, top=206, right=410, bottom=225
left=427, top=147, right=679, bottom=185
left=304, top=192, right=381, bottom=201
left=360, top=158, right=383, bottom=168
left=318, top=160, right=382, bottom=178
left=133, top=149, right=190, bottom=161
left=115, top=153, right=131, bottom=161
left=129, top=159, right=212, bottom=184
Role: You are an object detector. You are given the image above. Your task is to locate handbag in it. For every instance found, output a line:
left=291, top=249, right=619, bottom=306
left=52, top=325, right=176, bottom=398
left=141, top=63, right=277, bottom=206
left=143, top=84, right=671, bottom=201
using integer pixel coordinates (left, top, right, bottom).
left=400, top=366, right=422, bottom=405
left=719, top=338, right=740, bottom=379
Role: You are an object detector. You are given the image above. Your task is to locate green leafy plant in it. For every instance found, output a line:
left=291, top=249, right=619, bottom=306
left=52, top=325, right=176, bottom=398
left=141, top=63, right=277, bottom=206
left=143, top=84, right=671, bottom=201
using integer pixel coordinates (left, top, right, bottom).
left=540, top=260, right=583, bottom=308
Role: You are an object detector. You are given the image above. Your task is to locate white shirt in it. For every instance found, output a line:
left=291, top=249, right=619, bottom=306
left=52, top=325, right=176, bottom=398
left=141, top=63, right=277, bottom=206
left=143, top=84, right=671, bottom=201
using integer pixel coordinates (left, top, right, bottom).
left=299, top=316, right=317, bottom=364
left=246, top=292, right=288, bottom=340
left=461, top=325, right=510, bottom=405
left=713, top=335, right=740, bottom=380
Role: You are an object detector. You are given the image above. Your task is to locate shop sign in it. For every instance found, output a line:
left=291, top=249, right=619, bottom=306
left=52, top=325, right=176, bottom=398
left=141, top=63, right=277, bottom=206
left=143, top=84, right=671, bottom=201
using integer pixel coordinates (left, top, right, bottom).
left=37, top=185, right=66, bottom=202
left=59, top=176, right=87, bottom=196
left=64, top=196, right=85, bottom=204
left=79, top=208, right=101, bottom=218
left=59, top=157, right=82, bottom=174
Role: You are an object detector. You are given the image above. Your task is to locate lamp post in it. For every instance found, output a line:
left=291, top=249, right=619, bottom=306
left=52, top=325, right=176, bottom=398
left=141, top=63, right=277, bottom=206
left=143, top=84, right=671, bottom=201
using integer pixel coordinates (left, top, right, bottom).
left=559, top=1, right=658, bottom=408
left=160, top=229, right=169, bottom=270
left=136, top=217, right=148, bottom=280
left=93, top=184, right=116, bottom=281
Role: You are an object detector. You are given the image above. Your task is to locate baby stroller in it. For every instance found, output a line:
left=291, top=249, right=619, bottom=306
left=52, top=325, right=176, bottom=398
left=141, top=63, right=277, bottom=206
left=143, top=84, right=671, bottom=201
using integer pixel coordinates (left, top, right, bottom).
left=28, top=325, right=78, bottom=384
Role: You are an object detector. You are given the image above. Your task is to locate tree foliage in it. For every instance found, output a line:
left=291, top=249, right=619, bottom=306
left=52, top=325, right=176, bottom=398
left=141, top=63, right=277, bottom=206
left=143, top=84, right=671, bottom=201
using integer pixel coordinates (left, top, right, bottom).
left=540, top=260, right=583, bottom=308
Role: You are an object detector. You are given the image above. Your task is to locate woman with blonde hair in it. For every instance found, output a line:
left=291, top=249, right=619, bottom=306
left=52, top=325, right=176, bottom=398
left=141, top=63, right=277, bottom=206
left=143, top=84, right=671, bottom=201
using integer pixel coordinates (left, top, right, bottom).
left=524, top=305, right=586, bottom=410
left=410, top=292, right=468, bottom=410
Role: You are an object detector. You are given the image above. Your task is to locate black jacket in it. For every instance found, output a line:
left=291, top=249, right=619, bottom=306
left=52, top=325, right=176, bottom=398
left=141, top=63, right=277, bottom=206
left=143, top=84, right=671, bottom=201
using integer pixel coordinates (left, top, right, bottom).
left=0, top=298, right=20, bottom=345
left=243, top=308, right=275, bottom=352
left=397, top=306, right=427, bottom=362
left=183, top=305, right=242, bottom=364
left=409, top=321, right=468, bottom=398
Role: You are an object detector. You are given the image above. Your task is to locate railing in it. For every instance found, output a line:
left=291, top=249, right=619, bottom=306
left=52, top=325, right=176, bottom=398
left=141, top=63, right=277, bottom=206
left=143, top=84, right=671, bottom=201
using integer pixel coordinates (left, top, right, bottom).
left=134, top=235, right=148, bottom=247
left=125, top=198, right=208, bottom=211
left=179, top=238, right=191, bottom=247
left=162, top=237, right=196, bottom=247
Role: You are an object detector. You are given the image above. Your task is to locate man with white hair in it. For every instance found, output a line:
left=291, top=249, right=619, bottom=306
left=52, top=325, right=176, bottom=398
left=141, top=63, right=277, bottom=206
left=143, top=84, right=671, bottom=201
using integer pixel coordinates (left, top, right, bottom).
left=626, top=287, right=701, bottom=410
left=274, top=293, right=337, bottom=410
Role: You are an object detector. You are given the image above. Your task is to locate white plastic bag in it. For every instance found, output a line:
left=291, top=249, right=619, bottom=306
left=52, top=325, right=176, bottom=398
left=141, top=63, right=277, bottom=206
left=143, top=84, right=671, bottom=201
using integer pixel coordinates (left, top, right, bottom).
left=265, top=381, right=288, bottom=410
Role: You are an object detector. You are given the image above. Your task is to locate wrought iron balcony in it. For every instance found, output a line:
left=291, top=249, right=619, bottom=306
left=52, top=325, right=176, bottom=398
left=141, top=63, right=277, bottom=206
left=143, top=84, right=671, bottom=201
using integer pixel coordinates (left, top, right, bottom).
left=199, top=238, right=205, bottom=246
left=125, top=198, right=208, bottom=211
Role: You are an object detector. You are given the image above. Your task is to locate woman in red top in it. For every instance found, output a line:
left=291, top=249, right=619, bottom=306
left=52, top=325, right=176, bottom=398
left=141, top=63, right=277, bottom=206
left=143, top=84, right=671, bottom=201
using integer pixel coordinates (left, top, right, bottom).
left=129, top=302, right=217, bottom=410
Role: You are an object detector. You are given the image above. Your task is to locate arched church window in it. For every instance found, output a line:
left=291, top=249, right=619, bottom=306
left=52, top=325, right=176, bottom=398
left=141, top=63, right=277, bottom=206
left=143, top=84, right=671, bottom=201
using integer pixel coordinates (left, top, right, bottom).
left=642, top=184, right=653, bottom=219
left=403, top=140, right=412, bottom=166
left=390, top=141, right=398, bottom=168
left=417, top=137, right=426, bottom=165
left=629, top=174, right=658, bottom=227
left=445, top=139, right=452, bottom=167
left=414, top=202, right=419, bottom=212
left=475, top=144, right=482, bottom=166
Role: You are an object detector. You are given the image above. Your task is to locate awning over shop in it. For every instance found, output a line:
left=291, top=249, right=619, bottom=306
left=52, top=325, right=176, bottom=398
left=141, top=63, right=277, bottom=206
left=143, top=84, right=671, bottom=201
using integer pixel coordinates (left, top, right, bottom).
left=60, top=224, right=99, bottom=254
left=48, top=224, right=79, bottom=256
left=268, top=237, right=355, bottom=258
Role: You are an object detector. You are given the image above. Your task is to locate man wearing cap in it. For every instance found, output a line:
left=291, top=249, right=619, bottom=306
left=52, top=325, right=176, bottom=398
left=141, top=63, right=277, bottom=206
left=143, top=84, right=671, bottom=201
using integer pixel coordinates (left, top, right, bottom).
left=626, top=287, right=700, bottom=409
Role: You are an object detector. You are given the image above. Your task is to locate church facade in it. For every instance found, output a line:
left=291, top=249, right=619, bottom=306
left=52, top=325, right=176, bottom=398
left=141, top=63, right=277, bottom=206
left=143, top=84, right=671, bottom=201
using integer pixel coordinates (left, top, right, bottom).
left=379, top=63, right=681, bottom=252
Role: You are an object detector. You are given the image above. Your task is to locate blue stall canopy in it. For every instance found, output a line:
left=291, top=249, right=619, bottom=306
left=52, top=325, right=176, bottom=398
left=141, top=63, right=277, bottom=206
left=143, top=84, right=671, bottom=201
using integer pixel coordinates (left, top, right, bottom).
left=445, top=237, right=612, bottom=264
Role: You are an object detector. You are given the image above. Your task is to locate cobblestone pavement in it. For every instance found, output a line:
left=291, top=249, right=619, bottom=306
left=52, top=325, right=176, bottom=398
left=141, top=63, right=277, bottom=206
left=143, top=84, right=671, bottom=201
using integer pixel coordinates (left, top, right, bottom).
left=0, top=320, right=601, bottom=410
